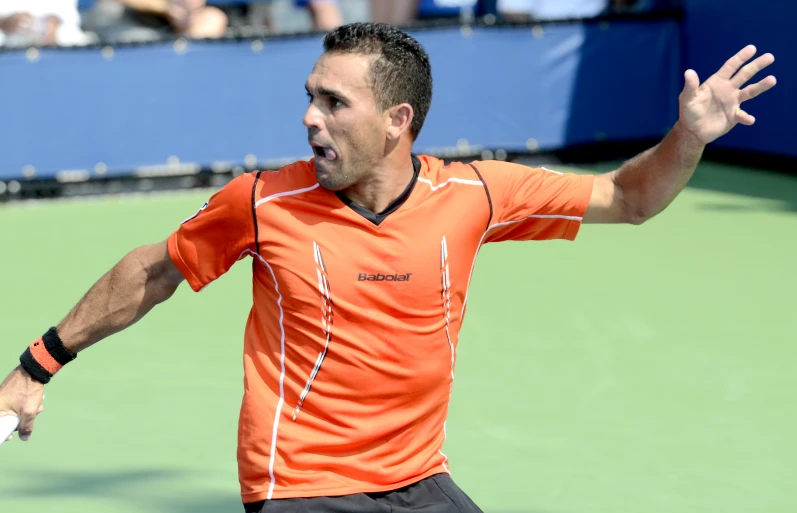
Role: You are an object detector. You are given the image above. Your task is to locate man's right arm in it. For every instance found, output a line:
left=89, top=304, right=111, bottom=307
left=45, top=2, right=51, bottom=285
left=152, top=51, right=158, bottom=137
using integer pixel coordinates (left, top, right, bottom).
left=0, top=240, right=184, bottom=440
left=2, top=171, right=259, bottom=442
left=57, top=240, right=184, bottom=354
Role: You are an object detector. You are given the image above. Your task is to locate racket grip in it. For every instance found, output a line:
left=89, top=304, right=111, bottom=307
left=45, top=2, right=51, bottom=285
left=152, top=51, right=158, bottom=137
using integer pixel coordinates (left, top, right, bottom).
left=0, top=415, right=21, bottom=446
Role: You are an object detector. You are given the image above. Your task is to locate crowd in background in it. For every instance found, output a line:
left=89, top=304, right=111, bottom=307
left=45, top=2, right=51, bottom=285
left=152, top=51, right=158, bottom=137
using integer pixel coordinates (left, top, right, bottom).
left=0, top=0, right=677, bottom=47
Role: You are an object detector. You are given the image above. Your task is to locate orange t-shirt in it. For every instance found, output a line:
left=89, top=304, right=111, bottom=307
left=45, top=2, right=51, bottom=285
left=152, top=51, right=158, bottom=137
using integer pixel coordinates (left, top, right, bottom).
left=167, top=155, right=594, bottom=502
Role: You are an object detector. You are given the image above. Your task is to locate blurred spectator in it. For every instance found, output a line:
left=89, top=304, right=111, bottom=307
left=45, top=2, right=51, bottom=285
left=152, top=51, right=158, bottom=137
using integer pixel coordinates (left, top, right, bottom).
left=370, top=0, right=418, bottom=25
left=250, top=0, right=343, bottom=34
left=497, top=0, right=609, bottom=20
left=371, top=0, right=499, bottom=25
left=298, top=0, right=343, bottom=30
left=81, top=0, right=227, bottom=43
left=0, top=0, right=93, bottom=46
left=612, top=0, right=682, bottom=13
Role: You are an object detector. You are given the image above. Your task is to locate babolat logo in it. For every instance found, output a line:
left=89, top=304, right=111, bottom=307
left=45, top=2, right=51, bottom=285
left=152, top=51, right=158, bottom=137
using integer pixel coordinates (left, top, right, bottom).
left=358, top=272, right=412, bottom=282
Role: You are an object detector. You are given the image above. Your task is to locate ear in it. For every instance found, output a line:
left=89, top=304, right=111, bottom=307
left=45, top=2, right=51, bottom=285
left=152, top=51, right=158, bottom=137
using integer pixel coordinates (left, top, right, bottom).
left=385, top=103, right=414, bottom=141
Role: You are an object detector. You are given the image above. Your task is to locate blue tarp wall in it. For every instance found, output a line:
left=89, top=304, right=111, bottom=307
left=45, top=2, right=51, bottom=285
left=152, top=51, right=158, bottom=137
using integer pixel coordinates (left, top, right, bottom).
left=682, top=0, right=793, bottom=159
left=0, top=1, right=791, bottom=182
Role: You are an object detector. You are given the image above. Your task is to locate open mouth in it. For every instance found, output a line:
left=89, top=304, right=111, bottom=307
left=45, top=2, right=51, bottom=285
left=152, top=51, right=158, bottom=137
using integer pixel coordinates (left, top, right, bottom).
left=311, top=144, right=338, bottom=161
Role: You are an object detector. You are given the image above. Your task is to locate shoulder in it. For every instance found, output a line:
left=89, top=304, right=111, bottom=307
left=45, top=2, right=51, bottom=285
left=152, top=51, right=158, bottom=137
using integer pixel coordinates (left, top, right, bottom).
left=467, top=160, right=571, bottom=196
left=415, top=156, right=559, bottom=196
left=417, top=155, right=548, bottom=182
left=468, top=159, right=551, bottom=178
left=416, top=154, right=487, bottom=190
left=251, top=160, right=319, bottom=202
left=206, top=160, right=317, bottom=212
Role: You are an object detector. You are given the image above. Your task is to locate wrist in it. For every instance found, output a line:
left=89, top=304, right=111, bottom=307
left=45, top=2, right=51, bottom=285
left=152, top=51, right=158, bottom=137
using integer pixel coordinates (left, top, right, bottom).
left=19, top=327, right=77, bottom=384
left=13, top=366, right=44, bottom=387
left=674, top=118, right=707, bottom=149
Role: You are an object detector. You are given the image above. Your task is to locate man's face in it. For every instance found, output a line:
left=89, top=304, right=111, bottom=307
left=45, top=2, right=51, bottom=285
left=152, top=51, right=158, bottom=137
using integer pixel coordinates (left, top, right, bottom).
left=303, top=52, right=388, bottom=191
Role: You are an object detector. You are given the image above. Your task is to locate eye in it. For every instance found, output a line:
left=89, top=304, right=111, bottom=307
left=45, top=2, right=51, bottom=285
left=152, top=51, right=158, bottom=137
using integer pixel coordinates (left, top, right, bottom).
left=330, top=97, right=344, bottom=108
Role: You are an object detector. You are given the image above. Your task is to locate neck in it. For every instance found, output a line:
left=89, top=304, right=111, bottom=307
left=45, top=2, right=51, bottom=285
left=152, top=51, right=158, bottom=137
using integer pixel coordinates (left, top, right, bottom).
left=340, top=153, right=415, bottom=213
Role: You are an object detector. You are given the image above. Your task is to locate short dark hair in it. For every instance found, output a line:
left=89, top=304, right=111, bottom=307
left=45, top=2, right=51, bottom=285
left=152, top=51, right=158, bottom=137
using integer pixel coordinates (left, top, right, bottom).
left=323, top=23, right=433, bottom=140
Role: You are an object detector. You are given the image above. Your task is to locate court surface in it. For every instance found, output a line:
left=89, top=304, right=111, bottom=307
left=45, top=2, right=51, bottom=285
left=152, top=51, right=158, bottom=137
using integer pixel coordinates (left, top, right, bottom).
left=1, top=161, right=795, bottom=512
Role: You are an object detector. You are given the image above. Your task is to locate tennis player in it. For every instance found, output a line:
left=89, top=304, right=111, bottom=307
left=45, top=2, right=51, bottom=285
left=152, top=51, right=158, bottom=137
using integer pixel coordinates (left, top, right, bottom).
left=0, top=23, right=776, bottom=513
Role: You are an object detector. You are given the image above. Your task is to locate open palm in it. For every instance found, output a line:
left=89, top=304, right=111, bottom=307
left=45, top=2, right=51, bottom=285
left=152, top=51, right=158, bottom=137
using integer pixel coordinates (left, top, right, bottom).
left=679, top=45, right=777, bottom=145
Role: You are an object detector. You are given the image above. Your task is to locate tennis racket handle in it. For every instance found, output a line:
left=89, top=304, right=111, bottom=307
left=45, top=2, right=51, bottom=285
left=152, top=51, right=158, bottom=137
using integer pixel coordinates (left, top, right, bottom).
left=0, top=415, right=21, bottom=446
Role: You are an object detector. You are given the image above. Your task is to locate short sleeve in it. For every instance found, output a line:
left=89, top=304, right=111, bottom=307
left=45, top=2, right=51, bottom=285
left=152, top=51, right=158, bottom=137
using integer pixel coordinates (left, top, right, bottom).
left=167, top=173, right=257, bottom=291
left=472, top=160, right=594, bottom=243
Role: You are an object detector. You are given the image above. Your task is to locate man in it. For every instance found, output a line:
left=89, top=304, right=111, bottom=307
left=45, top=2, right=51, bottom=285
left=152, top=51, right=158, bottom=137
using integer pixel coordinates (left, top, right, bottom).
left=0, top=22, right=776, bottom=513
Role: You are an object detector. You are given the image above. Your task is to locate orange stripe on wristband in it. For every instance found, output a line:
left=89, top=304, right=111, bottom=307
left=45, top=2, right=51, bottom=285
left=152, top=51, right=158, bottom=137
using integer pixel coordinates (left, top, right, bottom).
left=29, top=338, right=63, bottom=375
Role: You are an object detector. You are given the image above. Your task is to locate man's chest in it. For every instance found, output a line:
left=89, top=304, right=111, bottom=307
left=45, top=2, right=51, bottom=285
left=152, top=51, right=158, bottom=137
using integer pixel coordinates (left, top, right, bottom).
left=256, top=206, right=485, bottom=315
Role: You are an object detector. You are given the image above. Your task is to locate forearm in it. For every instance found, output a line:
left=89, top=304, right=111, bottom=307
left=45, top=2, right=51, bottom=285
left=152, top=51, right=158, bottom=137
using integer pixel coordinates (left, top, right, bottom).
left=612, top=120, right=705, bottom=223
left=56, top=242, right=182, bottom=353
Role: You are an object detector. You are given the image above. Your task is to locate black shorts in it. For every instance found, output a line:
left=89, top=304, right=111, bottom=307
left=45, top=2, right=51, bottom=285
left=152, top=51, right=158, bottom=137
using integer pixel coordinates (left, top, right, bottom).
left=243, top=473, right=483, bottom=513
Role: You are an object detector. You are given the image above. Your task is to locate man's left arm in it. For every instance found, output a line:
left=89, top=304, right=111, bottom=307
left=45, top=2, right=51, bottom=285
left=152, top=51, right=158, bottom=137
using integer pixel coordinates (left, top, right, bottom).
left=584, top=45, right=777, bottom=225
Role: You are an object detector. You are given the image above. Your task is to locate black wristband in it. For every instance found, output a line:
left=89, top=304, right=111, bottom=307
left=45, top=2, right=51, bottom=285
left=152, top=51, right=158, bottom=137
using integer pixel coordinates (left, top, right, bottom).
left=42, top=327, right=77, bottom=365
left=19, top=327, right=77, bottom=384
left=20, top=347, right=52, bottom=384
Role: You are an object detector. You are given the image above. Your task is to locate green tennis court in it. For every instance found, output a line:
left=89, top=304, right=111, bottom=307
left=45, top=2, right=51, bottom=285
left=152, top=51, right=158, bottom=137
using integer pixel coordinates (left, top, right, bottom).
left=1, top=161, right=795, bottom=513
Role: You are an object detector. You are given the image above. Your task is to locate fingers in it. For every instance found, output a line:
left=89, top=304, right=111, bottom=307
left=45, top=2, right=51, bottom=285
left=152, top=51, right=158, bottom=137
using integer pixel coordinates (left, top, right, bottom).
left=740, top=75, right=777, bottom=102
left=735, top=108, right=756, bottom=126
left=717, top=45, right=758, bottom=80
left=731, top=52, right=775, bottom=88
left=17, top=419, right=35, bottom=441
left=682, top=69, right=700, bottom=99
left=16, top=404, right=43, bottom=441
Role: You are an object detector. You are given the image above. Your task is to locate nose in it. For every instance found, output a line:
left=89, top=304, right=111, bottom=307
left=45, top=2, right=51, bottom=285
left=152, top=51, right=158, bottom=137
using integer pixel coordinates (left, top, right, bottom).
left=303, top=102, right=323, bottom=130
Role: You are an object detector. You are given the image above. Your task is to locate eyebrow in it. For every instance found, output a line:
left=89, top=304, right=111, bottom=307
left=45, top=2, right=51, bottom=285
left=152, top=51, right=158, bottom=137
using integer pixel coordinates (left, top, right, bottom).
left=305, top=84, right=350, bottom=103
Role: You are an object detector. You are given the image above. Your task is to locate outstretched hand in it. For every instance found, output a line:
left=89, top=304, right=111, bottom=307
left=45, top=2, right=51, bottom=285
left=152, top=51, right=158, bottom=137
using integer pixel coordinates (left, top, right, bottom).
left=679, top=45, right=777, bottom=145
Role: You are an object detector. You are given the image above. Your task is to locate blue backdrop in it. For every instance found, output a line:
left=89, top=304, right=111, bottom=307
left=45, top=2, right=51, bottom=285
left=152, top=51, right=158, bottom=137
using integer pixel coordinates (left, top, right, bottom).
left=683, top=0, right=793, bottom=158
left=0, top=20, right=680, bottom=181
left=4, top=0, right=794, bottom=182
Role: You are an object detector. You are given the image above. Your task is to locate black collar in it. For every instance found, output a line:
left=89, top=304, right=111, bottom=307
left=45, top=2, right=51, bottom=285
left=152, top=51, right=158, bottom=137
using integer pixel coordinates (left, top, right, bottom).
left=335, top=154, right=421, bottom=226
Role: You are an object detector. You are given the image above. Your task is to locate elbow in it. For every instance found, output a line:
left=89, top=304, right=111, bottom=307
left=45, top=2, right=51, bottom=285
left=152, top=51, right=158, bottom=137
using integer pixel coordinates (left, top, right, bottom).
left=611, top=173, right=654, bottom=225
left=627, top=210, right=652, bottom=225
left=622, top=196, right=655, bottom=225
left=617, top=186, right=655, bottom=225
